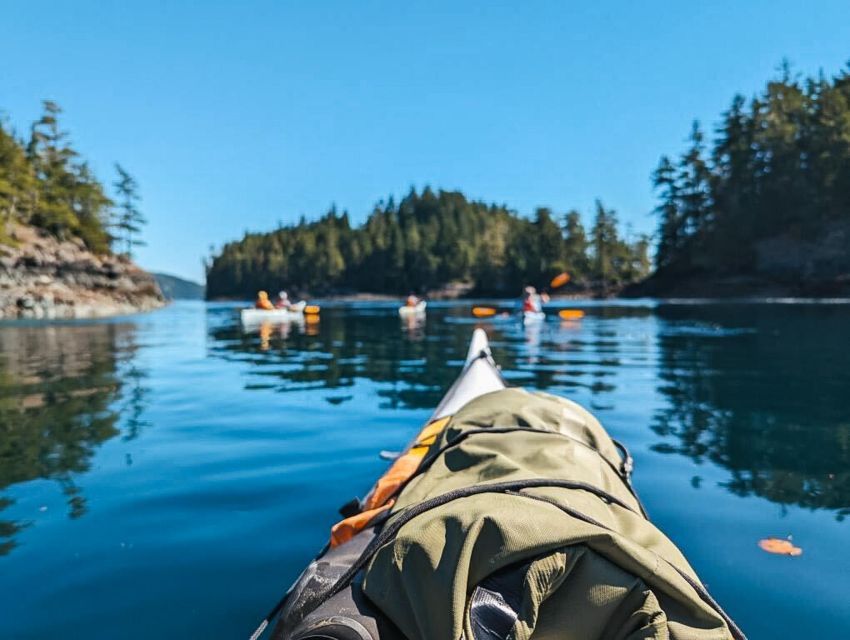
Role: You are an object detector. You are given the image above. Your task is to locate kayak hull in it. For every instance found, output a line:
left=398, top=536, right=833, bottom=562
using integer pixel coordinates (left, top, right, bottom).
left=240, top=301, right=307, bottom=325
left=522, top=310, right=546, bottom=323
left=431, top=328, right=504, bottom=420
left=267, top=329, right=506, bottom=640
left=398, top=301, right=427, bottom=317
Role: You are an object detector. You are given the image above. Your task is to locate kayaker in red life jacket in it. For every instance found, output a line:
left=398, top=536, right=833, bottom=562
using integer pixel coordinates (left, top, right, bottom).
left=274, top=291, right=291, bottom=309
left=255, top=291, right=274, bottom=310
left=522, top=286, right=550, bottom=313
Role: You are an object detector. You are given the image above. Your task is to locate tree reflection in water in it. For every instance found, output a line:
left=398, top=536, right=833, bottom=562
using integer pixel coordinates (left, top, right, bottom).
left=0, top=322, right=150, bottom=555
left=651, top=304, right=850, bottom=520
left=209, top=302, right=850, bottom=520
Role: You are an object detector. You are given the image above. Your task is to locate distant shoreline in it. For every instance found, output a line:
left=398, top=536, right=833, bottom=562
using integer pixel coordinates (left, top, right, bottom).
left=207, top=278, right=850, bottom=304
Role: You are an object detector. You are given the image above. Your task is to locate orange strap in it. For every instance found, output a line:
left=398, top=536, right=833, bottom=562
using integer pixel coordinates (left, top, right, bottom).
left=330, top=501, right=394, bottom=547
left=329, top=416, right=450, bottom=547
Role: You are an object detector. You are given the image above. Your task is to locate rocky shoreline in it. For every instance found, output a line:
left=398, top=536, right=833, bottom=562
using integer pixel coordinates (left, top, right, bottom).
left=0, top=225, right=166, bottom=320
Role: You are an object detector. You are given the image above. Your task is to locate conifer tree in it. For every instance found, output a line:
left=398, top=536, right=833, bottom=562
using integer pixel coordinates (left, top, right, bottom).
left=112, top=164, right=146, bottom=258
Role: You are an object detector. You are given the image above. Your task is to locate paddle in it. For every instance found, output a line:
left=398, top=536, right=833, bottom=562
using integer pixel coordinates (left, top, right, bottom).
left=472, top=306, right=498, bottom=318
left=472, top=307, right=496, bottom=318
left=558, top=309, right=585, bottom=320
left=550, top=272, right=571, bottom=289
left=304, top=305, right=320, bottom=315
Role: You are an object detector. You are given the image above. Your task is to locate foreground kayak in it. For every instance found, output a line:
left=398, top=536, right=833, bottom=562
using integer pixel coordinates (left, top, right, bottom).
left=255, top=329, right=745, bottom=640
left=397, top=301, right=427, bottom=317
left=240, top=301, right=307, bottom=325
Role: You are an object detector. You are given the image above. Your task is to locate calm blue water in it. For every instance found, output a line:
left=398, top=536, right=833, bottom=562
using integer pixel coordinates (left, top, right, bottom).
left=1, top=301, right=848, bottom=639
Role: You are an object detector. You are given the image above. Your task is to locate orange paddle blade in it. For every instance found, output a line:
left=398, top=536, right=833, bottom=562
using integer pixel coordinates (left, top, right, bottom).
left=550, top=272, right=570, bottom=288
left=304, top=305, right=320, bottom=315
left=472, top=307, right=497, bottom=318
left=558, top=309, right=585, bottom=320
left=305, top=314, right=320, bottom=324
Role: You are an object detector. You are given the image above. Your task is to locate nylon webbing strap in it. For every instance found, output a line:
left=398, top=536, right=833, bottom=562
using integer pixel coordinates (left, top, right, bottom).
left=389, top=424, right=648, bottom=517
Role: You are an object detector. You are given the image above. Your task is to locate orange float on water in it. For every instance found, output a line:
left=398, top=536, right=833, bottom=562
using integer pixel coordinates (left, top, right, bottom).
left=472, top=307, right=497, bottom=318
left=758, top=537, right=802, bottom=556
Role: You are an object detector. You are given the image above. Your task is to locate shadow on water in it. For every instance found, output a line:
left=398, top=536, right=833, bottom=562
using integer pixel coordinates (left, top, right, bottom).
left=651, top=304, right=850, bottom=520
left=0, top=322, right=150, bottom=555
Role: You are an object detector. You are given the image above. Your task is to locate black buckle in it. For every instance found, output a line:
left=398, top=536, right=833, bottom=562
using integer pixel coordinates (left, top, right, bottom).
left=338, top=497, right=362, bottom=518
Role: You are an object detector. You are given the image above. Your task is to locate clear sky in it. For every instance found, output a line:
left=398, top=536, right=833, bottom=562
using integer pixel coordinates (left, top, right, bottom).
left=2, top=1, right=849, bottom=281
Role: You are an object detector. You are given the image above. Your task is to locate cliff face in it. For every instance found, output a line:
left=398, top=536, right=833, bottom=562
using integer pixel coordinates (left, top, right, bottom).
left=0, top=225, right=165, bottom=319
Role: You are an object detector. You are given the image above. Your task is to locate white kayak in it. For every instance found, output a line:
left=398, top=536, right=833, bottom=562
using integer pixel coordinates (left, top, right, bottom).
left=254, top=328, right=507, bottom=640
left=398, top=301, right=427, bottom=317
left=431, top=328, right=505, bottom=420
left=522, top=310, right=546, bottom=324
left=240, top=301, right=307, bottom=325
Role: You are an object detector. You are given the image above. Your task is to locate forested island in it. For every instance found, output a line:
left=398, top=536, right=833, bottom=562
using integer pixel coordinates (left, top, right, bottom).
left=206, top=192, right=650, bottom=298
left=0, top=102, right=163, bottom=318
left=632, top=62, right=850, bottom=297
left=208, top=62, right=850, bottom=300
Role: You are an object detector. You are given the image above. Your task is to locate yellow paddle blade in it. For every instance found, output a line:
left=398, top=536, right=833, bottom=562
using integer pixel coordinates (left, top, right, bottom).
left=558, top=309, right=585, bottom=320
left=305, top=313, right=320, bottom=324
left=472, top=307, right=497, bottom=318
left=304, top=305, right=320, bottom=315
left=550, top=272, right=570, bottom=288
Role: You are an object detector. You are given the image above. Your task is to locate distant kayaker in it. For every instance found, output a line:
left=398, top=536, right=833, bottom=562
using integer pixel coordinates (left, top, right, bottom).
left=405, top=294, right=420, bottom=307
left=522, top=286, right=550, bottom=313
left=522, top=286, right=543, bottom=313
left=255, top=290, right=274, bottom=310
left=275, top=291, right=292, bottom=309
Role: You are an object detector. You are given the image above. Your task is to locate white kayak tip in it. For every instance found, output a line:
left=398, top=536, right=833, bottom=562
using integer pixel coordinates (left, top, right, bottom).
left=465, top=328, right=491, bottom=366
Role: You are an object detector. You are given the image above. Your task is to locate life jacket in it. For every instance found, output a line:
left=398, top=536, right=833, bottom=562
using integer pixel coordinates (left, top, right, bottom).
left=270, top=389, right=745, bottom=640
left=522, top=297, right=539, bottom=312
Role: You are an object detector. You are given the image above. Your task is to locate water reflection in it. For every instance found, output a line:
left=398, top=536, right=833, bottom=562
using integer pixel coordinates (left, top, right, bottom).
left=207, top=305, right=645, bottom=414
left=0, top=323, right=149, bottom=554
left=651, top=305, right=850, bottom=519
left=210, top=303, right=850, bottom=519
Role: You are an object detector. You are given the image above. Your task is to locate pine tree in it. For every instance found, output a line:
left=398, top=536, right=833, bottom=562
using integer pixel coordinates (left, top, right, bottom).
left=562, top=210, right=589, bottom=278
left=27, top=100, right=80, bottom=238
left=112, top=164, right=146, bottom=258
left=652, top=155, right=682, bottom=269
left=0, top=121, right=36, bottom=240
left=591, top=200, right=619, bottom=286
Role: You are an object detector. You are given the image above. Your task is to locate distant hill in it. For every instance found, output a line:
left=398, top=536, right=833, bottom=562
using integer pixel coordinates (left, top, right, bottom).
left=153, top=273, right=205, bottom=300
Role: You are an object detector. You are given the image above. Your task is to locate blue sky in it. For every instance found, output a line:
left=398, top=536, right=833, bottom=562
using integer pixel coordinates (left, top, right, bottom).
left=2, top=1, right=849, bottom=281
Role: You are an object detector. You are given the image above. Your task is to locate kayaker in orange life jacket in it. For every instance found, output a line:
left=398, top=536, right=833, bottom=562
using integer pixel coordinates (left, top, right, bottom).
left=255, top=291, right=274, bottom=310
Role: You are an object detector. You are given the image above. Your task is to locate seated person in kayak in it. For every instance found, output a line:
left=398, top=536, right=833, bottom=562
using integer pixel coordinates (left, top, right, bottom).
left=522, top=286, right=547, bottom=313
left=275, top=291, right=292, bottom=309
left=254, top=290, right=274, bottom=310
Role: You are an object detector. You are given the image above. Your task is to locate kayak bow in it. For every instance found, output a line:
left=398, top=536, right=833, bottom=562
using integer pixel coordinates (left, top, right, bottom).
left=256, top=329, right=745, bottom=640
